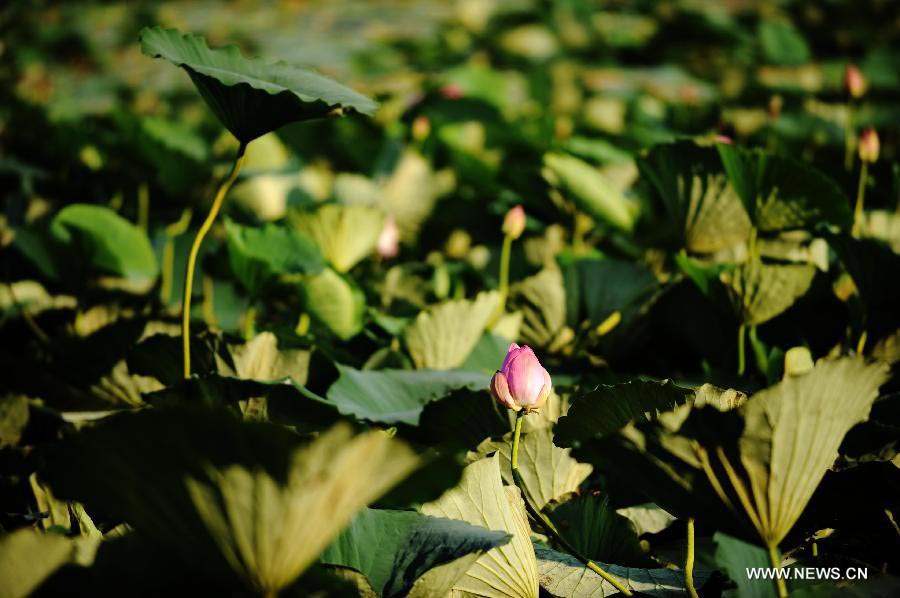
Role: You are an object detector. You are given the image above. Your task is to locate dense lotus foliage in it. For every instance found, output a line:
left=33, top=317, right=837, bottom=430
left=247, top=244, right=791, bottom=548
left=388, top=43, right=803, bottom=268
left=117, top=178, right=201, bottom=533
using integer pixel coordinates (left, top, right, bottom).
left=1, top=1, right=899, bottom=597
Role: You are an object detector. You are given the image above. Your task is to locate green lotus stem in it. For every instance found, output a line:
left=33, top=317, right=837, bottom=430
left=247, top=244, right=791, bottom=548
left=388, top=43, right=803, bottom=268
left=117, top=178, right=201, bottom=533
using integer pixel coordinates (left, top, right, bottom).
left=510, top=410, right=633, bottom=596
left=202, top=275, right=217, bottom=328
left=488, top=233, right=514, bottom=326
left=182, top=142, right=248, bottom=379
left=767, top=543, right=789, bottom=598
left=844, top=103, right=855, bottom=172
left=3, top=280, right=49, bottom=344
left=243, top=305, right=256, bottom=340
left=737, top=323, right=747, bottom=376
left=137, top=182, right=149, bottom=231
left=852, top=161, right=868, bottom=237
left=685, top=517, right=699, bottom=598
left=160, top=208, right=192, bottom=305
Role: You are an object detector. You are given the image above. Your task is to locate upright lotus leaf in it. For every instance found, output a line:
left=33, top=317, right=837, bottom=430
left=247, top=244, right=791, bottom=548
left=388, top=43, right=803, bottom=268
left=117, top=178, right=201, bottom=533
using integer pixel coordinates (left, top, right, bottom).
left=41, top=411, right=420, bottom=595
left=225, top=220, right=324, bottom=298
left=300, top=267, right=366, bottom=340
left=422, top=454, right=540, bottom=598
left=217, top=331, right=310, bottom=385
left=470, top=426, right=592, bottom=511
left=734, top=357, right=888, bottom=547
left=184, top=423, right=420, bottom=594
left=30, top=204, right=158, bottom=286
left=717, top=145, right=852, bottom=232
left=637, top=140, right=751, bottom=253
left=405, top=291, right=501, bottom=369
left=535, top=545, right=706, bottom=597
left=544, top=152, right=636, bottom=231
left=0, top=529, right=100, bottom=598
left=326, top=365, right=489, bottom=426
left=288, top=204, right=385, bottom=272
left=720, top=259, right=816, bottom=326
left=139, top=27, right=378, bottom=142
left=547, top=493, right=652, bottom=567
left=509, top=268, right=568, bottom=350
left=319, top=508, right=509, bottom=597
left=615, top=504, right=677, bottom=536
left=555, top=379, right=693, bottom=447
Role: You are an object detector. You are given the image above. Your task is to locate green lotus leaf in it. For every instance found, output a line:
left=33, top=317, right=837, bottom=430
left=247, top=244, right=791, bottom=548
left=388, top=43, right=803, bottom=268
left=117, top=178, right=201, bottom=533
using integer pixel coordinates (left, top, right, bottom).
left=139, top=27, right=378, bottom=142
left=509, top=267, right=568, bottom=349
left=547, top=493, right=653, bottom=567
left=720, top=259, right=816, bottom=326
left=535, top=545, right=707, bottom=597
left=225, top=220, right=324, bottom=298
left=544, top=152, right=636, bottom=232
left=326, top=365, right=489, bottom=426
left=422, top=454, right=540, bottom=598
left=405, top=291, right=501, bottom=370
left=288, top=203, right=385, bottom=272
left=713, top=532, right=775, bottom=598
left=637, top=140, right=751, bottom=253
left=717, top=145, right=851, bottom=232
left=0, top=529, right=100, bottom=598
left=300, top=267, right=367, bottom=340
left=42, top=411, right=420, bottom=595
left=470, top=426, right=592, bottom=511
left=320, top=508, right=509, bottom=597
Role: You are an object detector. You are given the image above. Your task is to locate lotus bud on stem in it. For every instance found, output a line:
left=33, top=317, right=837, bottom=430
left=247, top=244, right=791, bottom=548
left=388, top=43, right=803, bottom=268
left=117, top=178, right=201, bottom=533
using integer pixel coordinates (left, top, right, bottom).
left=853, top=128, right=879, bottom=237
left=491, top=344, right=633, bottom=596
left=843, top=64, right=867, bottom=171
left=182, top=142, right=248, bottom=378
left=489, top=205, right=525, bottom=326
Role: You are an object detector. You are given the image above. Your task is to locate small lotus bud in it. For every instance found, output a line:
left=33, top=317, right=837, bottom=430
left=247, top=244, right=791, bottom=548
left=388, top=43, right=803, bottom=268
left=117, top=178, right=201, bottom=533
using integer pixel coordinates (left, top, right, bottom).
left=502, top=205, right=526, bottom=240
left=768, top=94, right=783, bottom=120
left=377, top=216, right=400, bottom=259
left=439, top=84, right=463, bottom=100
left=714, top=134, right=733, bottom=145
left=843, top=64, right=866, bottom=99
left=411, top=115, right=431, bottom=141
left=489, top=343, right=552, bottom=412
left=858, top=128, right=879, bottom=164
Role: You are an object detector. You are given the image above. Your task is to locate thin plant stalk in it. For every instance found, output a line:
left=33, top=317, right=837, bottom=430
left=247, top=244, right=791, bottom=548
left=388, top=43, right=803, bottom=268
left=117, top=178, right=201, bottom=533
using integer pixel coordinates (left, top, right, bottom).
left=737, top=323, right=747, bottom=376
left=511, top=411, right=633, bottom=596
left=844, top=104, right=855, bottom=172
left=137, top=182, right=150, bottom=231
left=685, top=517, right=699, bottom=598
left=488, top=233, right=513, bottom=326
left=160, top=208, right=192, bottom=305
left=243, top=305, right=257, bottom=341
left=852, top=161, right=869, bottom=237
left=767, top=543, right=789, bottom=598
left=182, top=142, right=248, bottom=378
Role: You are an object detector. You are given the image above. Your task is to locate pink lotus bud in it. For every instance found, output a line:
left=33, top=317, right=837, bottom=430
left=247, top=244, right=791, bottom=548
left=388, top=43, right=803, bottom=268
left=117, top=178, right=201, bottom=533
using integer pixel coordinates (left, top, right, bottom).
left=411, top=115, right=431, bottom=141
left=858, top=128, right=879, bottom=164
left=440, top=84, right=463, bottom=100
left=714, top=134, right=733, bottom=145
left=377, top=216, right=400, bottom=259
left=502, top=205, right=526, bottom=240
left=490, top=343, right=552, bottom=412
left=843, top=64, right=866, bottom=99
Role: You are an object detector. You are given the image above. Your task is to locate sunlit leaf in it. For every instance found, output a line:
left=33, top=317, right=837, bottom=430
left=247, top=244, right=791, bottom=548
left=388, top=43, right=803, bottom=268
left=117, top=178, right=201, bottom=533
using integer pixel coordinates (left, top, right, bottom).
left=0, top=529, right=100, bottom=598
left=470, top=426, right=592, bottom=511
left=544, top=152, right=636, bottom=231
left=720, top=259, right=816, bottom=326
left=422, top=454, right=540, bottom=598
left=405, top=291, right=501, bottom=370
left=300, top=267, right=366, bottom=340
left=289, top=203, right=385, bottom=272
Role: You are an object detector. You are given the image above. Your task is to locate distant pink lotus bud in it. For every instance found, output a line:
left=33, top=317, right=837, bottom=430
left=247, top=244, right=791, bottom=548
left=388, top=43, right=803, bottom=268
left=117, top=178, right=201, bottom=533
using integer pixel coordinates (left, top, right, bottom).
left=502, top=205, right=526, bottom=240
left=767, top=94, right=783, bottom=120
left=843, top=64, right=866, bottom=99
left=440, top=84, right=464, bottom=99
left=858, top=128, right=879, bottom=163
left=490, top=343, right=552, bottom=412
left=714, top=134, right=733, bottom=145
left=377, top=216, right=400, bottom=259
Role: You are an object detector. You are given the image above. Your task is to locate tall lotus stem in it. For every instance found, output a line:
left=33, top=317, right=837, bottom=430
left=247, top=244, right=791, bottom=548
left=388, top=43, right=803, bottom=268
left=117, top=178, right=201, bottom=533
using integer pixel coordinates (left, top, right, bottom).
left=767, top=543, right=789, bottom=598
left=853, top=128, right=879, bottom=237
left=182, top=142, right=247, bottom=378
left=685, top=517, right=699, bottom=598
left=511, top=410, right=633, bottom=595
left=843, top=64, right=866, bottom=171
left=737, top=323, right=747, bottom=376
